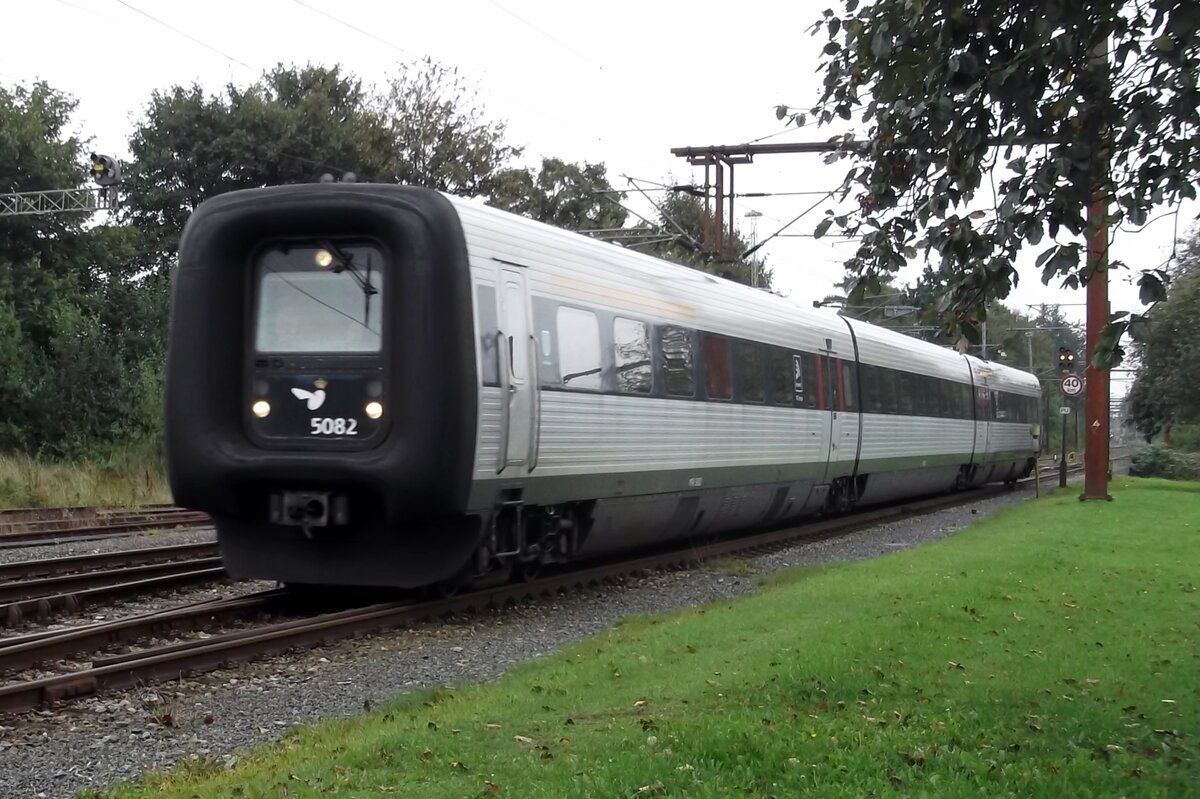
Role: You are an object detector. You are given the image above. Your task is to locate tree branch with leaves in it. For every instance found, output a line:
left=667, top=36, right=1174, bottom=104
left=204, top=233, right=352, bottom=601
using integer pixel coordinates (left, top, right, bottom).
left=781, top=0, right=1199, bottom=362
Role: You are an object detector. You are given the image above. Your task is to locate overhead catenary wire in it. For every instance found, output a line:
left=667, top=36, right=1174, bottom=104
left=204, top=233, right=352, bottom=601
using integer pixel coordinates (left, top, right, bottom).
left=289, top=0, right=417, bottom=60
left=111, top=0, right=254, bottom=72
left=482, top=0, right=599, bottom=67
left=741, top=190, right=839, bottom=260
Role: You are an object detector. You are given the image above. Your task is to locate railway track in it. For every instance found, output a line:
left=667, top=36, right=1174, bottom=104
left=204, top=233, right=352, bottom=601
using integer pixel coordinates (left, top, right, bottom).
left=0, top=469, right=1079, bottom=715
left=0, top=505, right=211, bottom=546
left=0, top=542, right=225, bottom=625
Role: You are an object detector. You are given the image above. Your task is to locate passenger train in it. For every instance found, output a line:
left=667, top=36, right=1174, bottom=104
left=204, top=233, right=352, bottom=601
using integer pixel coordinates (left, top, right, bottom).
left=165, top=183, right=1041, bottom=590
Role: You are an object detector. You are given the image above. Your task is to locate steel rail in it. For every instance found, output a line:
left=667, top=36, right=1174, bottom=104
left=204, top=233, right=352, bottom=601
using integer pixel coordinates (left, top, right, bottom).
left=0, top=542, right=218, bottom=582
left=0, top=566, right=227, bottom=626
left=0, top=558, right=224, bottom=603
left=0, top=511, right=211, bottom=546
left=0, top=476, right=1073, bottom=715
left=0, top=591, right=283, bottom=674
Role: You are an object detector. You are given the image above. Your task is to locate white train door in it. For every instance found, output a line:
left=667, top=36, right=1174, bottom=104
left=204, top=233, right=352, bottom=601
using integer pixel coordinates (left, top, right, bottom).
left=498, top=268, right=535, bottom=472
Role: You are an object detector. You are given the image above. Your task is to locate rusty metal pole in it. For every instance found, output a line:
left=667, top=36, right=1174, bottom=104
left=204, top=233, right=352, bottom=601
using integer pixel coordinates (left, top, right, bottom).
left=714, top=160, right=725, bottom=258
left=727, top=159, right=735, bottom=261
left=1081, top=37, right=1112, bottom=501
left=703, top=160, right=713, bottom=253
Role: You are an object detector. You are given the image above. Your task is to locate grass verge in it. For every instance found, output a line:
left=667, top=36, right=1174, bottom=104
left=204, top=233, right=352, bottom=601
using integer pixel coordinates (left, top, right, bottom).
left=90, top=477, right=1198, bottom=798
left=0, top=447, right=171, bottom=508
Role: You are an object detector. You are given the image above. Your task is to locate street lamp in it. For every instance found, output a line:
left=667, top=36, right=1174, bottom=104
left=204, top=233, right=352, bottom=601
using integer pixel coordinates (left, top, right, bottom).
left=744, top=210, right=762, bottom=288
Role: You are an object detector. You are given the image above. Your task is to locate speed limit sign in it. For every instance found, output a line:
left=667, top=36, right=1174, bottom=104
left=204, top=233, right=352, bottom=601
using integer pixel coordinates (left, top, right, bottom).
left=1060, top=374, right=1085, bottom=397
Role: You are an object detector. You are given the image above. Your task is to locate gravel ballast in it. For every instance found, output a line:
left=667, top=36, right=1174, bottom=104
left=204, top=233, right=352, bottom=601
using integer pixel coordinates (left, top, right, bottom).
left=0, top=488, right=1037, bottom=798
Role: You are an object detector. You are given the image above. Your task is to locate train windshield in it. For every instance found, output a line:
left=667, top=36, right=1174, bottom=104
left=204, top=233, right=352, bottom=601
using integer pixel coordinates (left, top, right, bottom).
left=253, top=243, right=384, bottom=353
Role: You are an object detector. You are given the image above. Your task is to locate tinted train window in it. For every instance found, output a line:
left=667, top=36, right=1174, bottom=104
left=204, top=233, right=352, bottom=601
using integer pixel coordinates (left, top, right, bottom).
left=736, top=341, right=765, bottom=403
left=860, top=364, right=883, bottom=413
left=939, top=380, right=957, bottom=418
left=613, top=317, right=652, bottom=394
left=917, top=375, right=936, bottom=416
left=841, top=361, right=858, bottom=412
left=703, top=335, right=733, bottom=400
left=254, top=243, right=384, bottom=353
left=769, top=348, right=794, bottom=406
left=877, top=367, right=897, bottom=414
left=659, top=326, right=695, bottom=397
left=799, top=354, right=819, bottom=409
left=556, top=307, right=602, bottom=390
left=897, top=372, right=916, bottom=415
left=476, top=284, right=498, bottom=386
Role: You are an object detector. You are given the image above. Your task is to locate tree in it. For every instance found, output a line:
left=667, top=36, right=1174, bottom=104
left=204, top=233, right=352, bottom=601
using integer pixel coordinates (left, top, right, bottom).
left=124, top=64, right=397, bottom=268
left=384, top=58, right=521, bottom=196
left=489, top=157, right=628, bottom=232
left=789, top=0, right=1199, bottom=353
left=631, top=194, right=773, bottom=288
left=0, top=82, right=166, bottom=457
left=1127, top=228, right=1200, bottom=439
left=125, top=60, right=520, bottom=272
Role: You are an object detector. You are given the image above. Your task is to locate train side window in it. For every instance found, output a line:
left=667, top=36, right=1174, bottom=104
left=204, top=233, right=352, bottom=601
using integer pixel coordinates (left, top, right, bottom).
left=975, top=388, right=989, bottom=419
left=841, top=361, right=858, bottom=412
left=960, top=383, right=973, bottom=419
left=556, top=307, right=602, bottom=391
left=907, top=373, right=922, bottom=415
left=860, top=364, right=883, bottom=413
left=613, top=317, right=652, bottom=394
left=769, top=348, right=794, bottom=406
left=475, top=284, right=499, bottom=386
left=939, top=380, right=955, bottom=418
left=800, top=353, right=819, bottom=409
left=876, top=367, right=896, bottom=414
left=702, top=334, right=733, bottom=400
left=919, top=375, right=936, bottom=416
left=897, top=372, right=916, bottom=415
left=736, top=341, right=765, bottom=403
left=659, top=325, right=695, bottom=397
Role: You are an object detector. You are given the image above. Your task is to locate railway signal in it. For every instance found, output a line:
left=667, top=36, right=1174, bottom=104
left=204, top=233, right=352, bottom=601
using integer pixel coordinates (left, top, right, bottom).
left=88, top=153, right=121, bottom=187
left=1057, top=347, right=1076, bottom=373
left=0, top=151, right=123, bottom=218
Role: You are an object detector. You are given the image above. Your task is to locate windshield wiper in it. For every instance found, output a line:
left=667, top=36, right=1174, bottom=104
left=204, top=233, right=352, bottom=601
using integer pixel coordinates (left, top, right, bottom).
left=319, top=240, right=378, bottom=297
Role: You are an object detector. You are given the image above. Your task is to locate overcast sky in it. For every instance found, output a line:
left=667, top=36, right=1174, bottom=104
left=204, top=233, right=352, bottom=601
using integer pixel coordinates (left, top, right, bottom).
left=4, top=0, right=1194, bottom=392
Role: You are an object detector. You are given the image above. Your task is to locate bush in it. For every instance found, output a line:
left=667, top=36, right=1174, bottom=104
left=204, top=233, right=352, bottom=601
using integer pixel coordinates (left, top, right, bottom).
left=1129, top=444, right=1200, bottom=481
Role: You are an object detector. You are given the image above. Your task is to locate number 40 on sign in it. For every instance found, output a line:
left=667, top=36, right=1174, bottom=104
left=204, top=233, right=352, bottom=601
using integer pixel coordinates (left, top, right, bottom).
left=1060, top=374, right=1084, bottom=397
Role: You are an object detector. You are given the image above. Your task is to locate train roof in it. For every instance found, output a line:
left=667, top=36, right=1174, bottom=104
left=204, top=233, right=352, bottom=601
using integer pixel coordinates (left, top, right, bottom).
left=443, top=192, right=1040, bottom=392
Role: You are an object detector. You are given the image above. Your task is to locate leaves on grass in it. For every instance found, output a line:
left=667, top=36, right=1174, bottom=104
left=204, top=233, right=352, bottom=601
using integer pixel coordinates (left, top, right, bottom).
left=633, top=782, right=666, bottom=797
left=483, top=781, right=502, bottom=795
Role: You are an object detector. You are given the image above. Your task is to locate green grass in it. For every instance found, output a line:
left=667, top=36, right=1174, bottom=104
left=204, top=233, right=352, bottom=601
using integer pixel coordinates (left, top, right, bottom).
left=90, top=477, right=1199, bottom=798
left=0, top=447, right=171, bottom=508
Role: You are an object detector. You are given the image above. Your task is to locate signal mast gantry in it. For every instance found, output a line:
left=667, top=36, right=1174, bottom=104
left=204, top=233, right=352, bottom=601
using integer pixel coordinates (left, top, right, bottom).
left=0, top=154, right=122, bottom=218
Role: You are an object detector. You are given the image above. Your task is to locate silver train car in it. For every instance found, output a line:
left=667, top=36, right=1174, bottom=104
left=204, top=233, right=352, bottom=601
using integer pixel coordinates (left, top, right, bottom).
left=166, top=184, right=1040, bottom=590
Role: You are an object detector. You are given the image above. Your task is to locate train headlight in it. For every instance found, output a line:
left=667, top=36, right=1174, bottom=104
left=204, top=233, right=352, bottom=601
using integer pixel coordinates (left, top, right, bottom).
left=314, top=249, right=334, bottom=269
left=365, top=401, right=384, bottom=420
left=252, top=400, right=272, bottom=418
